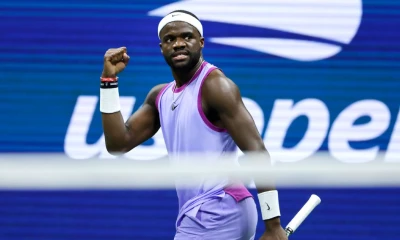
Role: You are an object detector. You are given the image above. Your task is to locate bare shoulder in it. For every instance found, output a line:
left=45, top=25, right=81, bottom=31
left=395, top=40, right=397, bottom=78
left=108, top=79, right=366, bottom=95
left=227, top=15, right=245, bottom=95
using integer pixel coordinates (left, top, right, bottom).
left=202, top=69, right=241, bottom=99
left=201, top=68, right=243, bottom=114
left=145, top=83, right=168, bottom=106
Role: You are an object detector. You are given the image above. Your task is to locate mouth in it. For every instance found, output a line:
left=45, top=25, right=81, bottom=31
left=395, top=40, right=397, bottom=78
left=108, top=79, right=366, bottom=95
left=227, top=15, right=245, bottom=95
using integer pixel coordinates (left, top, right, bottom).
left=172, top=51, right=189, bottom=61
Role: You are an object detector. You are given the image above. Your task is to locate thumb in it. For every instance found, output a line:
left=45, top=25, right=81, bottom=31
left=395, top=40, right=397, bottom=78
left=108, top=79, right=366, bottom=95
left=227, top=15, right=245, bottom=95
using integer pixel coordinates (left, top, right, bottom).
left=115, top=61, right=127, bottom=73
left=115, top=53, right=130, bottom=73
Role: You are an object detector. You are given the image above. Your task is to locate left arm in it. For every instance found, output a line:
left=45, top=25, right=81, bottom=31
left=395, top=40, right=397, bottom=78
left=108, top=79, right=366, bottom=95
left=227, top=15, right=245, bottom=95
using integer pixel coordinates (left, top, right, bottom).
left=202, top=71, right=287, bottom=239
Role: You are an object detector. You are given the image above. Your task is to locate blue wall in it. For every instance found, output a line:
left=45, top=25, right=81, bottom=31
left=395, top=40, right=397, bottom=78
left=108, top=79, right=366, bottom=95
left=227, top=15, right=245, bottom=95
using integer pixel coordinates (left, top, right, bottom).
left=0, top=0, right=399, bottom=239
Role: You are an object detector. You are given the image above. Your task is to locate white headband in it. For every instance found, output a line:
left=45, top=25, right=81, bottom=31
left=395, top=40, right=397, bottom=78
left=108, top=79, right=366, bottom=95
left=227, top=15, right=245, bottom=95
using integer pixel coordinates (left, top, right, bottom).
left=158, top=12, right=203, bottom=39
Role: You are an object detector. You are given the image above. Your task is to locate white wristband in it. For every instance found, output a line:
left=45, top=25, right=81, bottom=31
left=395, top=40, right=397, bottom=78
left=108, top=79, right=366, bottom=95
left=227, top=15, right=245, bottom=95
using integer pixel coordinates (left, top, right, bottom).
left=258, top=190, right=281, bottom=220
left=100, top=88, right=121, bottom=113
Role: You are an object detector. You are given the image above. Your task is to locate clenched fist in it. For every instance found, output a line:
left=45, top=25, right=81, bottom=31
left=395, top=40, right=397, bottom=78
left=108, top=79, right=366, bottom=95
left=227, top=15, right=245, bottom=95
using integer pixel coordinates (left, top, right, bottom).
left=102, top=47, right=130, bottom=78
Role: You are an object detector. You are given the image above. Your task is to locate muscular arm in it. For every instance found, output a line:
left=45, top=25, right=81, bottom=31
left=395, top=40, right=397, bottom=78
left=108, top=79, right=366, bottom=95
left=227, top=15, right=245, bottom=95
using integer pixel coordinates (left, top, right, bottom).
left=202, top=70, right=281, bottom=229
left=102, top=84, right=166, bottom=154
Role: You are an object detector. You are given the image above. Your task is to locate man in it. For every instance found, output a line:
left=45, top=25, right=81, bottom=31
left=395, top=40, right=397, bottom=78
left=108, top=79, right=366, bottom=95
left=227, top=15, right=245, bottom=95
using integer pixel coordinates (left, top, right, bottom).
left=100, top=9, right=287, bottom=240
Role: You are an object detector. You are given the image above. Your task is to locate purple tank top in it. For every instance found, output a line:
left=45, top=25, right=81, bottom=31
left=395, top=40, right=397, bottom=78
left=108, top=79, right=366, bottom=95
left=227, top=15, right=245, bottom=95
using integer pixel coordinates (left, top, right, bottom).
left=156, top=61, right=252, bottom=224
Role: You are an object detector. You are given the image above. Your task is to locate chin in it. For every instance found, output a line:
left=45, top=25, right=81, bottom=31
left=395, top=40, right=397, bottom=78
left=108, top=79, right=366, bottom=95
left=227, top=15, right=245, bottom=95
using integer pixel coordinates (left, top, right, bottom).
left=171, top=59, right=192, bottom=69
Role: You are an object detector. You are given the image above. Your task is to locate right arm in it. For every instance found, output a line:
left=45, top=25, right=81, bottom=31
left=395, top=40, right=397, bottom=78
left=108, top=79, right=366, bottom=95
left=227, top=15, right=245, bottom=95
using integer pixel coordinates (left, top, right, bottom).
left=102, top=84, right=165, bottom=154
left=100, top=46, right=166, bottom=155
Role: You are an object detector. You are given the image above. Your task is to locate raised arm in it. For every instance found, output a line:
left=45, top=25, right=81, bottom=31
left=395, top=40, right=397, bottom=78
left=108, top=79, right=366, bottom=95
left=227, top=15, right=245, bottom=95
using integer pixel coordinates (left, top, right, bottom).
left=102, top=84, right=165, bottom=154
left=100, top=46, right=165, bottom=155
left=202, top=70, right=288, bottom=240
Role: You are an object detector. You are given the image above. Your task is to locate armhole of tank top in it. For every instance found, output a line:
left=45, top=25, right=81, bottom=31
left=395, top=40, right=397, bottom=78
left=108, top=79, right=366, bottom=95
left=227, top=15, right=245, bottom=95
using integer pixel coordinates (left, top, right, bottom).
left=155, top=83, right=170, bottom=112
left=197, top=67, right=228, bottom=133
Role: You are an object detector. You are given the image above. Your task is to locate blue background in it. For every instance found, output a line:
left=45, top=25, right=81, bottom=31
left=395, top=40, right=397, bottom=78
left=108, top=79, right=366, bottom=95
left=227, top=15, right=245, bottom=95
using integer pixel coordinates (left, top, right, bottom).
left=1, top=0, right=400, bottom=239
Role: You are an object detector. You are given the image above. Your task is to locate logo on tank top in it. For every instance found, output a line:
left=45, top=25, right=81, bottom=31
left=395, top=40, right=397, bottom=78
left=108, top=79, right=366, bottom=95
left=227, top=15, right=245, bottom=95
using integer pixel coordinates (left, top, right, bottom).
left=171, top=103, right=179, bottom=111
left=149, top=0, right=362, bottom=62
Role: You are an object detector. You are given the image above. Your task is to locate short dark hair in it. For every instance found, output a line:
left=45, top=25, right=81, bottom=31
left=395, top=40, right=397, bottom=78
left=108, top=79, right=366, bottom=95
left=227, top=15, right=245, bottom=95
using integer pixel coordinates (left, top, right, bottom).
left=169, top=10, right=200, bottom=20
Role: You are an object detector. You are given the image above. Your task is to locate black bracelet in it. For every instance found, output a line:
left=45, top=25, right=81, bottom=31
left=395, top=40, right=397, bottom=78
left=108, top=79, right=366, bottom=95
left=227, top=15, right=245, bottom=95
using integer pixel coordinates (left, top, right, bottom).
left=100, top=81, right=118, bottom=89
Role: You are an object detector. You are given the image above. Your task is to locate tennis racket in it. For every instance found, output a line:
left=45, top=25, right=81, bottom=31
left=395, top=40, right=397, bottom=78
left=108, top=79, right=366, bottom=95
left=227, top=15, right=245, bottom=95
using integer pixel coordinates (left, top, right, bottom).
left=285, top=194, right=321, bottom=236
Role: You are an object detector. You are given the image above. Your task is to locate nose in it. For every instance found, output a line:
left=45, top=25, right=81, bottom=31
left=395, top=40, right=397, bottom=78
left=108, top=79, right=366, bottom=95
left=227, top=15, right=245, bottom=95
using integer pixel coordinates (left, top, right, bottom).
left=173, top=37, right=186, bottom=50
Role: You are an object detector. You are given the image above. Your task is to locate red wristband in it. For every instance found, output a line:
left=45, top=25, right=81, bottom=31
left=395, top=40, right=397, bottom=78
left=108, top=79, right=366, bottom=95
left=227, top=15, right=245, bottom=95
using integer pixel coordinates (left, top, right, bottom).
left=100, top=77, right=119, bottom=82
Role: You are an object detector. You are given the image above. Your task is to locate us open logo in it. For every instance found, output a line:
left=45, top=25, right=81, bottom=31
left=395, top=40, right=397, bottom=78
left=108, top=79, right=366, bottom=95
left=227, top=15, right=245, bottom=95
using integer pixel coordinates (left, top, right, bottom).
left=149, top=0, right=363, bottom=61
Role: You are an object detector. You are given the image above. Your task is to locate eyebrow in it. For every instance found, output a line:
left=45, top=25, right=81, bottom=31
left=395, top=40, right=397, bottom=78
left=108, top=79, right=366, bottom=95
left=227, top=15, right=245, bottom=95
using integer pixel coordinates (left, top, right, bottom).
left=162, top=31, right=194, bottom=41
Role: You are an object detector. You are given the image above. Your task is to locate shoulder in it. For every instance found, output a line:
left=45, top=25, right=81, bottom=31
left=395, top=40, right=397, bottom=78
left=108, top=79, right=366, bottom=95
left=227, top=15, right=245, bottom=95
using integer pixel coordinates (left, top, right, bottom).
left=202, top=68, right=240, bottom=98
left=146, top=83, right=169, bottom=106
left=149, top=83, right=169, bottom=98
left=201, top=68, right=242, bottom=111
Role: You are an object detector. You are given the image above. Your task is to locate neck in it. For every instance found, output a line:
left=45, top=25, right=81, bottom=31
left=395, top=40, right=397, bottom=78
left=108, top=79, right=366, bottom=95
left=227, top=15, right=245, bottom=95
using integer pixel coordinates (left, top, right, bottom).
left=172, top=58, right=204, bottom=87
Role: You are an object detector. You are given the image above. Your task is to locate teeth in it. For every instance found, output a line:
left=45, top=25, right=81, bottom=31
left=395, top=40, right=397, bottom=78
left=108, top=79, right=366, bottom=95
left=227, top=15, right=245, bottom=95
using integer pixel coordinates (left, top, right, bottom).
left=174, top=54, right=186, bottom=58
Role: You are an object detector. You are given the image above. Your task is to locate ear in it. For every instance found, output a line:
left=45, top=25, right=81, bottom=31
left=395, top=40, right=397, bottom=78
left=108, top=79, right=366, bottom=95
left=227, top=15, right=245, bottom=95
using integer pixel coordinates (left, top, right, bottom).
left=159, top=42, right=163, bottom=53
left=200, top=37, right=205, bottom=49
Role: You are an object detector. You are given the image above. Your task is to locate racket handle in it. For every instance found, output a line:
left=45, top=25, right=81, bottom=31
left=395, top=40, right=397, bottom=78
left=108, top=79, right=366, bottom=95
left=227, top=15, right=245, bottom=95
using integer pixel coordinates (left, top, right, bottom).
left=284, top=194, right=321, bottom=237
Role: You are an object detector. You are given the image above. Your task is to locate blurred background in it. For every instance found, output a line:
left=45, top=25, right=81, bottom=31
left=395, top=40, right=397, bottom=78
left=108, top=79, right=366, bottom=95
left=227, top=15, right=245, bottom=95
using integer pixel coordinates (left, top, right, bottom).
left=1, top=0, right=399, bottom=239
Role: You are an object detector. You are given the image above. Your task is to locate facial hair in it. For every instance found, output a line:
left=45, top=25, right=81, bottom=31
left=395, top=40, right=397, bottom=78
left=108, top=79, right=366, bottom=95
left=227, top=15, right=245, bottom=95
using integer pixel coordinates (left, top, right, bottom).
left=164, top=49, right=201, bottom=72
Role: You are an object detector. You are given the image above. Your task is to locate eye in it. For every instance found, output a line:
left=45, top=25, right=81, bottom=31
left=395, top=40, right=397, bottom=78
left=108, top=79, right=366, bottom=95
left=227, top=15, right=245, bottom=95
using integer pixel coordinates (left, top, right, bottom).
left=184, top=34, right=192, bottom=40
left=163, top=36, right=174, bottom=43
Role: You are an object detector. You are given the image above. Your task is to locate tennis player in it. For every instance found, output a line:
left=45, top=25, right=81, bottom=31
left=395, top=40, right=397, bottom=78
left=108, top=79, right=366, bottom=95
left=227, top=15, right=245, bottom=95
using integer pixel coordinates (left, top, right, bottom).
left=99, top=10, right=287, bottom=240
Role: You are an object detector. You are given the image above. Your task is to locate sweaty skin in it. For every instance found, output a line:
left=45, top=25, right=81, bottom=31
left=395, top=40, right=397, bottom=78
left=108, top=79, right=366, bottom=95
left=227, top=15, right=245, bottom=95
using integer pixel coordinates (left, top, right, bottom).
left=101, top=20, right=287, bottom=240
